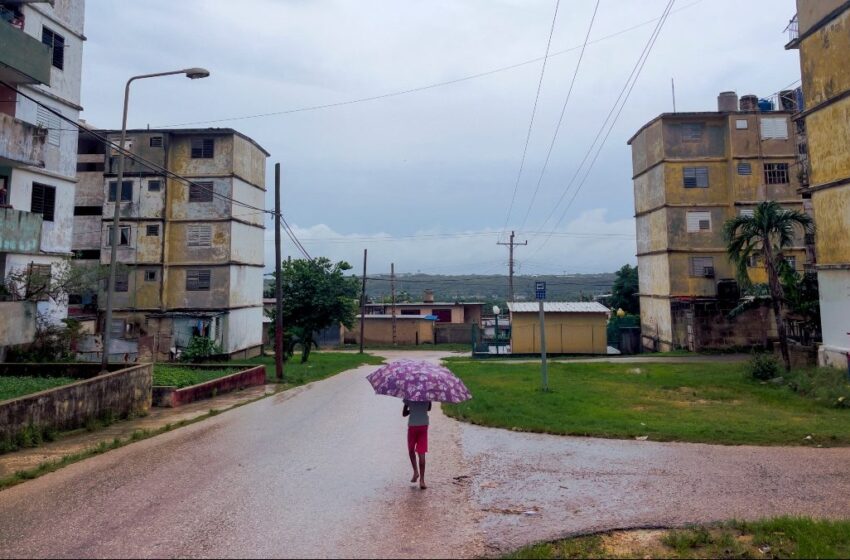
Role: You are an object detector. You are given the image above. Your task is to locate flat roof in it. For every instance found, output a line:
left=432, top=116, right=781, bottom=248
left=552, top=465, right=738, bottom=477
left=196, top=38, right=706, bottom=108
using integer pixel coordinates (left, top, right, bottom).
left=627, top=110, right=793, bottom=145
left=87, top=127, right=271, bottom=157
left=507, top=301, right=610, bottom=314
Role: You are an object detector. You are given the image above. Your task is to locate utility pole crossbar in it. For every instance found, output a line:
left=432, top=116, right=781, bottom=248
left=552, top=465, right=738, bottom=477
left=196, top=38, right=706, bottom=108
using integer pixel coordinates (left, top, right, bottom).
left=497, top=230, right=527, bottom=302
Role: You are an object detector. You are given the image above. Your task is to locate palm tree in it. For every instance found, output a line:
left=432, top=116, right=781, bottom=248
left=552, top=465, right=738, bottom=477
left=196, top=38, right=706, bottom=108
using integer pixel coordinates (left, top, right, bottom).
left=723, top=201, right=814, bottom=372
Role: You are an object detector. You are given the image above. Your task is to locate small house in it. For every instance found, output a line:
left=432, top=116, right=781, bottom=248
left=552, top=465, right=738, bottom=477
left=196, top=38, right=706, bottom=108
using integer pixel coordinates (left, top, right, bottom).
left=507, top=302, right=610, bottom=355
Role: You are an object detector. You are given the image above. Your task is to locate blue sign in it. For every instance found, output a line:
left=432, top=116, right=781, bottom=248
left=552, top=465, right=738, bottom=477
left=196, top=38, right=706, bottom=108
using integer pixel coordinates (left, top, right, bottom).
left=535, top=281, right=546, bottom=300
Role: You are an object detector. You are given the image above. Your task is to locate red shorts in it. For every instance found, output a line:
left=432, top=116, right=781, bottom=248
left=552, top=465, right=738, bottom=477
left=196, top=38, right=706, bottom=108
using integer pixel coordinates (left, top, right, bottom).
left=407, top=425, right=428, bottom=454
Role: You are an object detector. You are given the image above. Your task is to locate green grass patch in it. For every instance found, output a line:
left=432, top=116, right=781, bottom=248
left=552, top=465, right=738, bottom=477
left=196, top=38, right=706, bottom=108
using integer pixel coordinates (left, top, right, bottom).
left=442, top=360, right=850, bottom=446
left=508, top=517, right=850, bottom=559
left=152, top=366, right=240, bottom=388
left=0, top=376, right=78, bottom=401
left=244, top=351, right=384, bottom=384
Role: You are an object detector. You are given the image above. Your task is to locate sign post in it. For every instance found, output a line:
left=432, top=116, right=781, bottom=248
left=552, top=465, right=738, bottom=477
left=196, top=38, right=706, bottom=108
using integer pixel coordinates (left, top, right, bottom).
left=535, top=281, right=549, bottom=392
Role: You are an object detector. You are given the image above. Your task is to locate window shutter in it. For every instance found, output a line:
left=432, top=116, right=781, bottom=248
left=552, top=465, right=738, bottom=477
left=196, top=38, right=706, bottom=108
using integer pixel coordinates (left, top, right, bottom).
left=149, top=136, right=163, bottom=148
left=186, top=269, right=211, bottom=291
left=189, top=181, right=214, bottom=202
left=740, top=208, right=755, bottom=218
left=760, top=117, right=788, bottom=140
left=686, top=211, right=711, bottom=232
left=187, top=225, right=212, bottom=246
left=737, top=162, right=752, bottom=175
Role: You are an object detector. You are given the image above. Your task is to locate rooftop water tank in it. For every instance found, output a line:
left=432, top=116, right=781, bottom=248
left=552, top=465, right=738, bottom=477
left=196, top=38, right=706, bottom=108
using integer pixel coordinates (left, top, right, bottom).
left=740, top=95, right=758, bottom=111
left=717, top=91, right=738, bottom=112
left=758, top=98, right=774, bottom=112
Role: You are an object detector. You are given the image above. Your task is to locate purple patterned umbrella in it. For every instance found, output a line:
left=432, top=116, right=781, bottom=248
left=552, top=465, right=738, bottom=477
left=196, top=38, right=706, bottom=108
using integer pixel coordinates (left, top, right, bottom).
left=366, top=360, right=472, bottom=403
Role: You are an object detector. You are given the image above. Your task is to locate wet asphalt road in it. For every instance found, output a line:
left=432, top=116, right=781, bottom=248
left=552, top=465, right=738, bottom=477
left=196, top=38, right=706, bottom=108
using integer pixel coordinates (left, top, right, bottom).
left=1, top=350, right=850, bottom=558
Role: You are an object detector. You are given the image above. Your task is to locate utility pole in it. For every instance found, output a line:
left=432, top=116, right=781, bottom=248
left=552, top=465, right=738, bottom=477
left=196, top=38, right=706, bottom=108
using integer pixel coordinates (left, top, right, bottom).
left=359, top=249, right=367, bottom=354
left=497, top=230, right=527, bottom=301
left=391, top=262, right=397, bottom=346
left=274, top=163, right=284, bottom=382
left=535, top=281, right=549, bottom=392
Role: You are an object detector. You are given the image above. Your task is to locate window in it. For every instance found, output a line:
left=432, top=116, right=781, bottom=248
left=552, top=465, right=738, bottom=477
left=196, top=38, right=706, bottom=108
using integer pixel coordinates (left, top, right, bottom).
left=683, top=167, right=709, bottom=188
left=144, top=269, right=158, bottom=282
left=737, top=162, right=752, bottom=175
left=760, top=117, right=789, bottom=140
left=31, top=183, right=56, bottom=221
left=735, top=119, right=748, bottom=130
left=785, top=256, right=797, bottom=270
left=108, top=180, right=133, bottom=202
left=682, top=123, right=704, bottom=142
left=686, top=211, right=711, bottom=232
left=106, top=225, right=131, bottom=246
left=764, top=163, right=789, bottom=184
left=74, top=206, right=102, bottom=216
left=41, top=26, right=65, bottom=70
left=109, top=319, right=125, bottom=337
left=149, top=136, right=163, bottom=148
left=186, top=269, right=211, bottom=291
left=36, top=106, right=60, bottom=147
left=187, top=224, right=212, bottom=246
left=148, top=180, right=162, bottom=192
left=739, top=208, right=755, bottom=218
left=27, top=263, right=51, bottom=299
left=77, top=162, right=105, bottom=172
left=690, top=257, right=715, bottom=277
left=0, top=176, right=7, bottom=207
left=146, top=224, right=160, bottom=236
left=75, top=249, right=100, bottom=260
left=115, top=271, right=129, bottom=292
left=190, top=138, right=214, bottom=159
left=747, top=254, right=762, bottom=268
left=188, top=181, right=214, bottom=202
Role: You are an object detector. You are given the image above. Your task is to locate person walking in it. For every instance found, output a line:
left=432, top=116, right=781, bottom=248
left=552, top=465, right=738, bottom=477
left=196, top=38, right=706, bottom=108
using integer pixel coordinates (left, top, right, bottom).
left=403, top=399, right=431, bottom=489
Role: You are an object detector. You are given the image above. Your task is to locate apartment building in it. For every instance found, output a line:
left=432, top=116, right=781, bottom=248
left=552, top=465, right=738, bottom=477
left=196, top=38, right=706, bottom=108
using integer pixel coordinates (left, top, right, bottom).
left=628, top=91, right=808, bottom=352
left=0, top=0, right=85, bottom=358
left=786, top=1, right=850, bottom=368
left=73, top=127, right=268, bottom=361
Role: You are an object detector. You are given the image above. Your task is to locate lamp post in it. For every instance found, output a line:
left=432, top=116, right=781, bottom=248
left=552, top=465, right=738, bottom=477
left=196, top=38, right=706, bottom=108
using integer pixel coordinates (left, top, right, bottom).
left=492, top=305, right=500, bottom=355
left=101, top=68, right=210, bottom=371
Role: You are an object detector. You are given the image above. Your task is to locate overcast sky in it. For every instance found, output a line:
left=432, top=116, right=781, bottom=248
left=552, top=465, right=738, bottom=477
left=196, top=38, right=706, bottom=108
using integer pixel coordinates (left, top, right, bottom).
left=81, top=0, right=800, bottom=276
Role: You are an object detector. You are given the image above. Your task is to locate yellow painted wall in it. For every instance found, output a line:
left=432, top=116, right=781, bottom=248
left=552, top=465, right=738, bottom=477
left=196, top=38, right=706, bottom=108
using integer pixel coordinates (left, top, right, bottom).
left=798, top=0, right=845, bottom=36
left=812, top=188, right=850, bottom=264
left=637, top=253, right=671, bottom=296
left=664, top=162, right=730, bottom=205
left=638, top=296, right=673, bottom=349
left=799, top=8, right=850, bottom=107
left=635, top=208, right=669, bottom=254
left=344, top=318, right=435, bottom=346
left=232, top=135, right=267, bottom=188
left=510, top=312, right=607, bottom=354
left=806, top=96, right=850, bottom=186
left=667, top=252, right=730, bottom=296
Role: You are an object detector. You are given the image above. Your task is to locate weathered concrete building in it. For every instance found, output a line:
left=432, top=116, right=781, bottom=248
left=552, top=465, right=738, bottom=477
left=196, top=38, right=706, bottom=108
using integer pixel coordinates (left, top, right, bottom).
left=786, top=1, right=850, bottom=368
left=73, top=128, right=268, bottom=361
left=0, top=0, right=85, bottom=358
left=628, top=93, right=807, bottom=351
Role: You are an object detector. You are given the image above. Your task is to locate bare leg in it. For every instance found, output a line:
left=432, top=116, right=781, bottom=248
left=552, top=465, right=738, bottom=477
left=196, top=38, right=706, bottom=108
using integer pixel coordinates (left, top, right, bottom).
left=418, top=453, right=427, bottom=489
left=409, top=450, right=419, bottom=482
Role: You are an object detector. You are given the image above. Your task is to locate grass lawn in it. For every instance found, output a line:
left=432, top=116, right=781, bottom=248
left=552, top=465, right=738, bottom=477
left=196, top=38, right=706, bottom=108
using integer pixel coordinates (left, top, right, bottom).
left=442, top=360, right=850, bottom=446
left=508, top=517, right=850, bottom=559
left=245, top=351, right=384, bottom=384
left=0, top=376, right=79, bottom=401
left=152, top=366, right=241, bottom=388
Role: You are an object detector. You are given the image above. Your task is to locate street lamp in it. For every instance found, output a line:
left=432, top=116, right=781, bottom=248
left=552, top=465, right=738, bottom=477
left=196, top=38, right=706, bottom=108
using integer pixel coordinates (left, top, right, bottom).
left=492, top=305, right=500, bottom=355
left=101, top=68, right=210, bottom=371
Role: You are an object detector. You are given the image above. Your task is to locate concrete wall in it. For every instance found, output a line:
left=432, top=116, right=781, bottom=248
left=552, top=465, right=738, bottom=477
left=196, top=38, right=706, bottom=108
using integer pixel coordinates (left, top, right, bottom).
left=510, top=311, right=607, bottom=354
left=0, top=363, right=151, bottom=441
left=344, top=318, right=435, bottom=346
left=152, top=365, right=265, bottom=407
left=0, top=208, right=42, bottom=253
left=0, top=112, right=44, bottom=166
left=639, top=297, right=674, bottom=351
left=22, top=2, right=85, bottom=107
left=817, top=269, right=850, bottom=366
left=0, top=301, right=36, bottom=348
left=435, top=323, right=472, bottom=344
left=225, top=306, right=263, bottom=355
left=797, top=0, right=845, bottom=35
left=228, top=265, right=263, bottom=308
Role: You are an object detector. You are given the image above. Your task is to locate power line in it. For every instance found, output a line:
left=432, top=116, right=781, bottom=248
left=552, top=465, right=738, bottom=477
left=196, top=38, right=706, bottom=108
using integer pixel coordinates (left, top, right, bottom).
left=517, top=0, right=601, bottom=233
left=153, top=0, right=704, bottom=129
left=527, top=0, right=675, bottom=256
left=500, top=0, right=561, bottom=240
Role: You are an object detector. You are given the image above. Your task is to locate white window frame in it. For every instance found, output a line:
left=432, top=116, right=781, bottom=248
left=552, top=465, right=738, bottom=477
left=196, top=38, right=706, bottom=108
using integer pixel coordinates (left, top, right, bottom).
left=735, top=119, right=748, bottom=130
left=760, top=117, right=789, bottom=140
left=106, top=225, right=131, bottom=247
left=186, top=224, right=212, bottom=247
left=686, top=211, right=712, bottom=233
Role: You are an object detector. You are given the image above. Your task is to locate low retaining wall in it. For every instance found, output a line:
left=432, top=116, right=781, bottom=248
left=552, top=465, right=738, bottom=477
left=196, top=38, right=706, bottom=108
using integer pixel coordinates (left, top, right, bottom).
left=0, top=363, right=152, bottom=441
left=152, top=365, right=266, bottom=408
left=435, top=323, right=473, bottom=344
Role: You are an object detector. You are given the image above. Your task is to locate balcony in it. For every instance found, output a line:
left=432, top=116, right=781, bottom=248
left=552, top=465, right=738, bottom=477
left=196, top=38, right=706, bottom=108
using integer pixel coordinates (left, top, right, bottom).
left=0, top=16, right=51, bottom=86
left=0, top=207, right=42, bottom=254
left=0, top=112, right=45, bottom=167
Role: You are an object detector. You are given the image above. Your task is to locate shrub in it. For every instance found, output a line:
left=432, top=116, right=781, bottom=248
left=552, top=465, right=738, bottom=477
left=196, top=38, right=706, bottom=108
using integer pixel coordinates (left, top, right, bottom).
left=180, top=336, right=223, bottom=363
left=748, top=352, right=780, bottom=380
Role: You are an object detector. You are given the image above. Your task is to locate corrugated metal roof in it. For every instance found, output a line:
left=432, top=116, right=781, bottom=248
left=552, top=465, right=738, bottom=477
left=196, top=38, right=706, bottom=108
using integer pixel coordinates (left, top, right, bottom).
left=507, top=301, right=610, bottom=314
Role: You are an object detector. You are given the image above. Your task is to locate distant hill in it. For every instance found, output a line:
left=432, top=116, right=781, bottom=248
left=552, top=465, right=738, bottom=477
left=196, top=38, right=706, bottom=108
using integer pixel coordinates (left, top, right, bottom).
left=264, top=272, right=617, bottom=307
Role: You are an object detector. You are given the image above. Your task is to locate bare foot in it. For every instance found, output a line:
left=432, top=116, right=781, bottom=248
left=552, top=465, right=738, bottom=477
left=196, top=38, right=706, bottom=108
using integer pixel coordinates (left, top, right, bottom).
left=419, top=480, right=427, bottom=490
left=411, top=472, right=419, bottom=483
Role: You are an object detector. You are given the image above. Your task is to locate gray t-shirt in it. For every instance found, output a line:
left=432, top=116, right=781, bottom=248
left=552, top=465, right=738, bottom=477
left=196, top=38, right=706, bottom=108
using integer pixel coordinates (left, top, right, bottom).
left=404, top=400, right=430, bottom=426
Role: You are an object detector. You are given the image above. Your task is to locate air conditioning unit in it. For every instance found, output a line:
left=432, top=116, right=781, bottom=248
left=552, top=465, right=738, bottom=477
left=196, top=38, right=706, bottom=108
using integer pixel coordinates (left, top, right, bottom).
left=703, top=267, right=715, bottom=278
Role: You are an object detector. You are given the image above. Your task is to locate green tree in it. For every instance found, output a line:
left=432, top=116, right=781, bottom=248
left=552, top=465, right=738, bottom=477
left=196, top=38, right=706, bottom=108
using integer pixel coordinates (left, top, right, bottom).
left=723, top=201, right=814, bottom=372
left=610, top=264, right=639, bottom=315
left=269, top=258, right=359, bottom=363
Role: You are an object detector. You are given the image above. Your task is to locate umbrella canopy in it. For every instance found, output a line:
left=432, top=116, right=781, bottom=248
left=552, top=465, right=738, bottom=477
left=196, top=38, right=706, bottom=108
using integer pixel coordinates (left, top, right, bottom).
left=366, top=359, right=472, bottom=404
